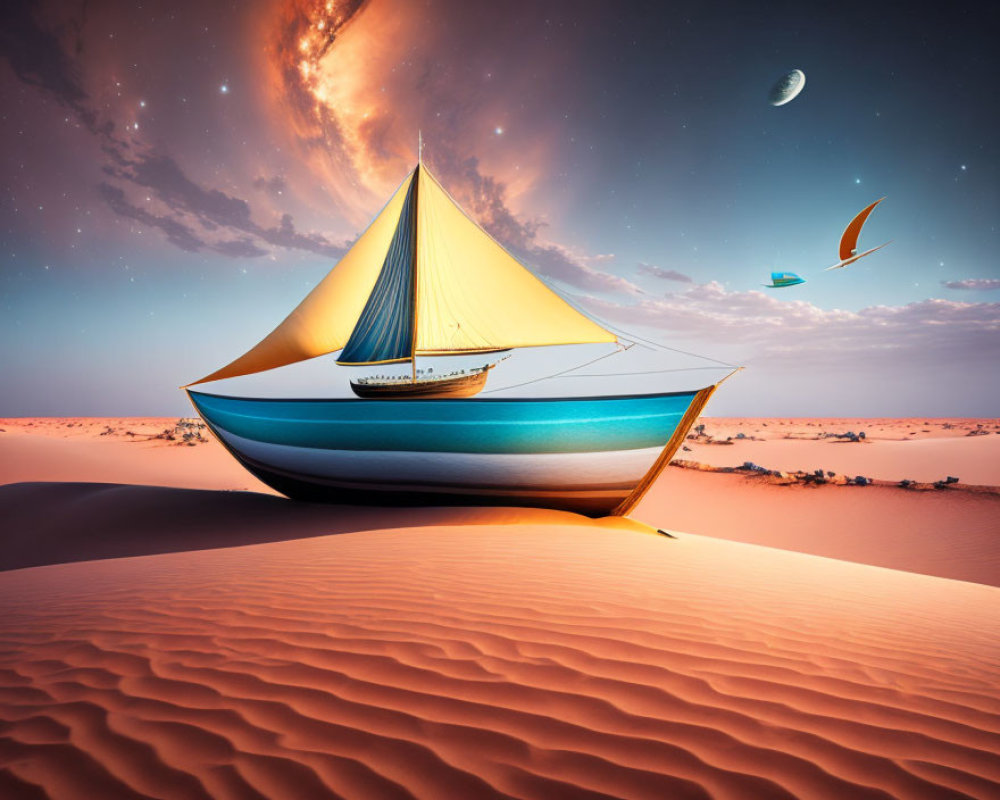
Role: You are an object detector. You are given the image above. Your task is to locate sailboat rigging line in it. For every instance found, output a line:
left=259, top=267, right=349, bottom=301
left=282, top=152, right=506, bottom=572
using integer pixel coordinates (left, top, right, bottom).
left=481, top=345, right=630, bottom=394
left=535, top=276, right=737, bottom=369
left=586, top=316, right=736, bottom=368
left=560, top=366, right=734, bottom=378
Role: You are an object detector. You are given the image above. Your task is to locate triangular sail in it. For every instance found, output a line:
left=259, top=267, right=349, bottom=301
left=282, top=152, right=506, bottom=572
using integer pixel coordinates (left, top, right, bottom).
left=413, top=166, right=616, bottom=353
left=186, top=173, right=414, bottom=386
left=188, top=161, right=618, bottom=386
left=338, top=171, right=418, bottom=365
left=839, top=197, right=884, bottom=260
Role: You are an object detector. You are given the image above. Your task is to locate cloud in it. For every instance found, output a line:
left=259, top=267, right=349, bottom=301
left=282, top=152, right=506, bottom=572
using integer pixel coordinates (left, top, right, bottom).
left=0, top=5, right=346, bottom=261
left=252, top=175, right=287, bottom=196
left=101, top=152, right=347, bottom=259
left=637, top=262, right=694, bottom=283
left=127, top=155, right=254, bottom=230
left=941, top=278, right=1000, bottom=291
left=98, top=183, right=206, bottom=253
left=582, top=281, right=1000, bottom=368
left=212, top=238, right=269, bottom=259
left=0, top=3, right=98, bottom=134
left=526, top=243, right=641, bottom=296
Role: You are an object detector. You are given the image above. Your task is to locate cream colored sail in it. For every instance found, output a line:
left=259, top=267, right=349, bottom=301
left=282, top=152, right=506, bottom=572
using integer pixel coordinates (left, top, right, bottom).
left=187, top=173, right=414, bottom=385
left=189, top=162, right=617, bottom=385
left=413, top=166, right=616, bottom=354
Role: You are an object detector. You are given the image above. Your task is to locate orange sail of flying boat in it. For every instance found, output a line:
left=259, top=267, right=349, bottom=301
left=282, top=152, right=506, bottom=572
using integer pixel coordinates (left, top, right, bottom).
left=825, top=197, right=891, bottom=270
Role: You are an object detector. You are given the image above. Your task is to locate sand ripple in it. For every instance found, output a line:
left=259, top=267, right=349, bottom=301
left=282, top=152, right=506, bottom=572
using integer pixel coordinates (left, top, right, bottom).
left=0, top=525, right=998, bottom=799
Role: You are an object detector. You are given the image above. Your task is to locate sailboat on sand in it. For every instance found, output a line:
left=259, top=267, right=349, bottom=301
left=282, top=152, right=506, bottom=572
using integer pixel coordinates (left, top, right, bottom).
left=185, top=153, right=736, bottom=517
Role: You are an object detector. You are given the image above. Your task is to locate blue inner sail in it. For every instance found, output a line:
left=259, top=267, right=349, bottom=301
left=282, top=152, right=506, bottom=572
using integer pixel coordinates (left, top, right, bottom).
left=339, top=172, right=418, bottom=364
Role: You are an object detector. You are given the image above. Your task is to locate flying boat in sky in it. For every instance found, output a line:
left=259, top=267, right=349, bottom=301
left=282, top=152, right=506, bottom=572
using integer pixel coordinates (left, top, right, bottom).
left=825, top=198, right=891, bottom=271
left=764, top=271, right=806, bottom=289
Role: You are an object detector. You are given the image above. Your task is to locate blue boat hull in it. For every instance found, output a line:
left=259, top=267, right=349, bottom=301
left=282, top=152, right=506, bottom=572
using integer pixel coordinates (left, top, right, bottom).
left=187, top=389, right=713, bottom=516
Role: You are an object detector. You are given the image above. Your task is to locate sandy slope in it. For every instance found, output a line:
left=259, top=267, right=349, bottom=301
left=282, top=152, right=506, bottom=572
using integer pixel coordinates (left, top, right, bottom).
left=1, top=417, right=999, bottom=797
left=2, top=416, right=998, bottom=586
left=0, top=525, right=998, bottom=799
left=683, top=437, right=1000, bottom=486
left=636, top=469, right=1000, bottom=588
left=684, top=418, right=1000, bottom=485
left=0, top=421, right=270, bottom=494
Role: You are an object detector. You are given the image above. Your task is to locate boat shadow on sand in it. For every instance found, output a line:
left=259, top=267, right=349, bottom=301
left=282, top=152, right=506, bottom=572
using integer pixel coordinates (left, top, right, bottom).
left=0, top=482, right=611, bottom=573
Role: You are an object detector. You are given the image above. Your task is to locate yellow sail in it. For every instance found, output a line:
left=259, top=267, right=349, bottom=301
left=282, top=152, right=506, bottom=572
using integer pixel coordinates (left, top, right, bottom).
left=189, top=161, right=617, bottom=385
left=414, top=166, right=616, bottom=353
left=187, top=173, right=414, bottom=386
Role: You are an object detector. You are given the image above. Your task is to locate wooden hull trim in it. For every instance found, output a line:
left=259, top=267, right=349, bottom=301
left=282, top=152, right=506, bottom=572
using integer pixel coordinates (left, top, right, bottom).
left=610, top=384, right=718, bottom=517
left=350, top=367, right=489, bottom=399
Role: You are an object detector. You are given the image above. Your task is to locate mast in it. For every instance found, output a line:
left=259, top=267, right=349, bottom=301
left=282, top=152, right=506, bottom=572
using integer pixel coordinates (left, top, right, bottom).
left=411, top=135, right=422, bottom=383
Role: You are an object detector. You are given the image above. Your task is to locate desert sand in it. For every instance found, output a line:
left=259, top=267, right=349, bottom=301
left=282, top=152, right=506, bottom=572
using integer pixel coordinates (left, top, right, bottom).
left=1, top=417, right=999, bottom=798
left=681, top=418, right=1000, bottom=486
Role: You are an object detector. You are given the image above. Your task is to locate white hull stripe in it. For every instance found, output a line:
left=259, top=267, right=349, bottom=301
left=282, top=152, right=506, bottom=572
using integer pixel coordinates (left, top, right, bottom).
left=216, top=428, right=664, bottom=491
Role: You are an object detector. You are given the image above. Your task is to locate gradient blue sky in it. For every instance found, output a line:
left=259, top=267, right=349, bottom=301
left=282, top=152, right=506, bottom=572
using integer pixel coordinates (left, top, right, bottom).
left=1, top=0, right=997, bottom=416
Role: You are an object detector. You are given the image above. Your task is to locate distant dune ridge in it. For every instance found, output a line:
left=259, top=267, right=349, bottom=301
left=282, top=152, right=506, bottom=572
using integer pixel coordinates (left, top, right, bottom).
left=0, top=417, right=998, bottom=798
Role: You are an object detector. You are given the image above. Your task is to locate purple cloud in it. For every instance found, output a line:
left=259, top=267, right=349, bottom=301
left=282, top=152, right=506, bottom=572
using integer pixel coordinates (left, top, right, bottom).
left=637, top=262, right=694, bottom=283
left=98, top=183, right=206, bottom=253
left=941, top=278, right=1000, bottom=291
left=252, top=176, right=288, bottom=196
left=581, top=282, right=1000, bottom=368
left=0, top=7, right=345, bottom=262
left=102, top=153, right=347, bottom=259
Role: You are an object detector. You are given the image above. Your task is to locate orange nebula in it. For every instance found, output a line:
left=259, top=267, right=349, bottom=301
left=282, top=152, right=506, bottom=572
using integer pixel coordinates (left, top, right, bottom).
left=259, top=0, right=555, bottom=229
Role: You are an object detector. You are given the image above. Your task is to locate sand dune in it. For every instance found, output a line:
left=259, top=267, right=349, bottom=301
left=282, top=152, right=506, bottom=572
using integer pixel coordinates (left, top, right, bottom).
left=0, top=481, right=583, bottom=572
left=636, top=469, right=1000, bottom=588
left=0, top=422, right=271, bottom=495
left=683, top=436, right=1000, bottom=486
left=3, top=415, right=1000, bottom=588
left=0, top=525, right=998, bottom=799
left=2, top=418, right=999, bottom=797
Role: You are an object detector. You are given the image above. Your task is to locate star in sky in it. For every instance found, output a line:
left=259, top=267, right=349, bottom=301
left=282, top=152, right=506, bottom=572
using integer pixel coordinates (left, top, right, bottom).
left=220, top=84, right=229, bottom=94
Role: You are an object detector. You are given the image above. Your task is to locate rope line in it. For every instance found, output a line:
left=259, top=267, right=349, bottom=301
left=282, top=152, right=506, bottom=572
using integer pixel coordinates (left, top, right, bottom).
left=536, top=276, right=738, bottom=369
left=482, top=344, right=631, bottom=394
left=559, top=366, right=733, bottom=378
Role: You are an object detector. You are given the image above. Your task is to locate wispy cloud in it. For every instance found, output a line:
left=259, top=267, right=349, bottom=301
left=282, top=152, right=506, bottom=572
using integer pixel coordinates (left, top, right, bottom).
left=941, top=278, right=1000, bottom=291
left=582, top=281, right=1000, bottom=367
left=99, top=154, right=346, bottom=259
left=526, top=243, right=641, bottom=295
left=637, top=262, right=694, bottom=283
left=0, top=3, right=346, bottom=261
left=252, top=176, right=288, bottom=197
left=0, top=3, right=106, bottom=138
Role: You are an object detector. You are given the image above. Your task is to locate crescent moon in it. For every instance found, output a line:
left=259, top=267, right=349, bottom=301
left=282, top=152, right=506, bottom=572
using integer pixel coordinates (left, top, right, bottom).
left=770, top=69, right=806, bottom=107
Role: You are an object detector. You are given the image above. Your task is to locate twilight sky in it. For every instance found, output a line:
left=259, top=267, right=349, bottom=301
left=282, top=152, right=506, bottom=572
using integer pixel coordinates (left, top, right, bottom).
left=1, top=0, right=997, bottom=416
